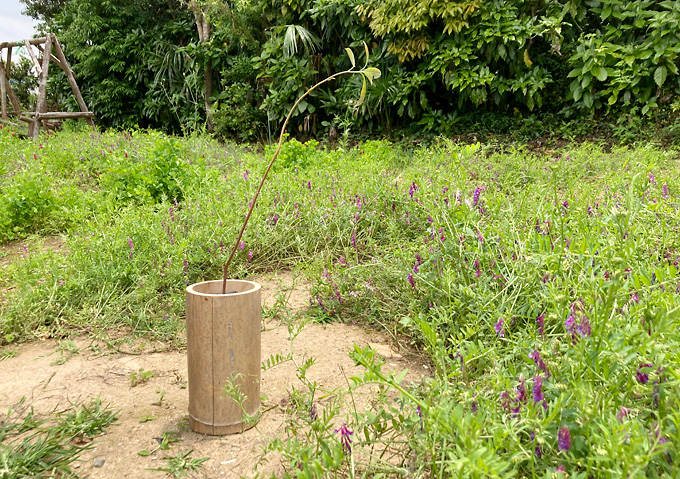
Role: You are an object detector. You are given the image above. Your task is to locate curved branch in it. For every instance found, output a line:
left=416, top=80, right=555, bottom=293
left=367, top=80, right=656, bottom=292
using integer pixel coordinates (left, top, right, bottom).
left=221, top=69, right=363, bottom=293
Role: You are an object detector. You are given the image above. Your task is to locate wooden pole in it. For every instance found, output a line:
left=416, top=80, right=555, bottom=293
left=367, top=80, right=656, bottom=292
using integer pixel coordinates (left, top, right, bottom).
left=0, top=59, right=22, bottom=116
left=0, top=55, right=7, bottom=121
left=35, top=42, right=63, bottom=68
left=0, top=64, right=23, bottom=115
left=24, top=40, right=42, bottom=74
left=0, top=38, right=48, bottom=50
left=35, top=111, right=95, bottom=119
left=32, top=34, right=52, bottom=138
left=51, top=36, right=95, bottom=130
left=6, top=47, right=11, bottom=79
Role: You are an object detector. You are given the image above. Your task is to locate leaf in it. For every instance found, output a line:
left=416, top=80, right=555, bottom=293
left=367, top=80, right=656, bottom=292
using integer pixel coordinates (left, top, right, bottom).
left=654, top=66, right=667, bottom=87
left=138, top=450, right=151, bottom=456
left=345, top=47, right=355, bottom=68
left=356, top=76, right=367, bottom=107
left=592, top=66, right=608, bottom=82
left=363, top=67, right=381, bottom=84
left=363, top=41, right=370, bottom=69
left=523, top=49, right=532, bottom=67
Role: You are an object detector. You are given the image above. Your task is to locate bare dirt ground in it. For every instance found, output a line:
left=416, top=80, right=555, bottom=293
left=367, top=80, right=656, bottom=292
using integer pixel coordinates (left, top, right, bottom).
left=0, top=271, right=427, bottom=478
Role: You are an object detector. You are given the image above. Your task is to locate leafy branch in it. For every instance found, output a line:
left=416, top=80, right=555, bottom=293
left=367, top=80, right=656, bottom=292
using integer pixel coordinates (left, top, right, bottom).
left=221, top=43, right=380, bottom=293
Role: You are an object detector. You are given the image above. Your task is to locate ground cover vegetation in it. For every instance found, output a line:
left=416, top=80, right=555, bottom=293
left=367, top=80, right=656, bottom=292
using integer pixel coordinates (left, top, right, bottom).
left=0, top=397, right=118, bottom=477
left=12, top=0, right=680, bottom=142
left=1, top=123, right=679, bottom=477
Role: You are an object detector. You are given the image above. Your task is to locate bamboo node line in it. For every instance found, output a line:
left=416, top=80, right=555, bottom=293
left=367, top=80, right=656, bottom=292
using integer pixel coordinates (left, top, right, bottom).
left=0, top=33, right=95, bottom=138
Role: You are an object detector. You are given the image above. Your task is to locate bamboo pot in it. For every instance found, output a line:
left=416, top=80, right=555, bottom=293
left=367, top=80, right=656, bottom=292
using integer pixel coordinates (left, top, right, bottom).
left=185, top=280, right=261, bottom=435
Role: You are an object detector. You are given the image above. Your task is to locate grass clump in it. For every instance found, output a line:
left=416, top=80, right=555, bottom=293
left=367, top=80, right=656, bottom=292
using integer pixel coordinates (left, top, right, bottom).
left=0, top=398, right=117, bottom=477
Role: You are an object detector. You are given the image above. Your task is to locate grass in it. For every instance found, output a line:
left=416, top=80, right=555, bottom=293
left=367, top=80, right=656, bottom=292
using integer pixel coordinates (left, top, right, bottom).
left=0, top=397, right=117, bottom=477
left=0, top=123, right=679, bottom=477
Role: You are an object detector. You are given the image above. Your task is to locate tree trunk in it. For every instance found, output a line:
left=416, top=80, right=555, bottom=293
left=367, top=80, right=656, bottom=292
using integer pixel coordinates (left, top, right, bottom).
left=189, top=1, right=214, bottom=133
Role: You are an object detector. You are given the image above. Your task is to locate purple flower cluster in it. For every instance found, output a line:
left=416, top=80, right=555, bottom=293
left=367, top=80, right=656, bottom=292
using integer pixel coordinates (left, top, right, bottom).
left=558, top=426, right=571, bottom=452
left=494, top=317, right=505, bottom=338
left=335, top=424, right=353, bottom=453
left=565, top=301, right=591, bottom=341
left=536, top=313, right=546, bottom=337
left=532, top=375, right=544, bottom=403
left=636, top=363, right=653, bottom=384
left=407, top=273, right=416, bottom=290
left=472, top=187, right=483, bottom=206
left=529, top=350, right=550, bottom=376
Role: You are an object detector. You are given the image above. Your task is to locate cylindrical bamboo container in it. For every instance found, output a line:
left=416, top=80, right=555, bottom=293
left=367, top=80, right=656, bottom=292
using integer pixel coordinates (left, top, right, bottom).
left=186, top=279, right=261, bottom=435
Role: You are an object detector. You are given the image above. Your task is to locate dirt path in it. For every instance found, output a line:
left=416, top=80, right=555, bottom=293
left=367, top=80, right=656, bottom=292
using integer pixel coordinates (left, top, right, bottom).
left=0, top=272, right=425, bottom=478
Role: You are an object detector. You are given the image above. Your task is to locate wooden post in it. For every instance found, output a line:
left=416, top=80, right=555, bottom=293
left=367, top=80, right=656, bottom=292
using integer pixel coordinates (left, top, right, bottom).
left=35, top=42, right=63, bottom=68
left=0, top=54, right=7, bottom=121
left=6, top=47, right=11, bottom=79
left=23, top=41, right=42, bottom=76
left=52, top=36, right=95, bottom=130
left=0, top=61, right=23, bottom=115
left=31, top=35, right=52, bottom=138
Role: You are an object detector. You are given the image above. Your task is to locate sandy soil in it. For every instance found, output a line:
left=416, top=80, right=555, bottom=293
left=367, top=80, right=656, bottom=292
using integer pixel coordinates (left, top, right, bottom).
left=0, top=271, right=427, bottom=478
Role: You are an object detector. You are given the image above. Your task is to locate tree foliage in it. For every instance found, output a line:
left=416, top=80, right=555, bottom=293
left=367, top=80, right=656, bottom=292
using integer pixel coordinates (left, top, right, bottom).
left=26, top=0, right=680, bottom=138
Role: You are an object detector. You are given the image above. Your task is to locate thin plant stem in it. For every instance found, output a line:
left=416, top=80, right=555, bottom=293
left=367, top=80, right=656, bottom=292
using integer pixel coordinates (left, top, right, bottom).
left=221, top=69, right=360, bottom=293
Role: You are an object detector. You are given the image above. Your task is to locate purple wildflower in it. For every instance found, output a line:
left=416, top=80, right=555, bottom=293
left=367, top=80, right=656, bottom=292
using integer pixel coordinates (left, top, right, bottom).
left=536, top=313, right=545, bottom=337
left=533, top=375, right=544, bottom=403
left=494, top=317, right=505, bottom=338
left=127, top=238, right=134, bottom=258
left=529, top=350, right=550, bottom=376
left=477, top=231, right=484, bottom=243
left=565, top=313, right=576, bottom=335
left=335, top=424, right=353, bottom=453
left=351, top=230, right=357, bottom=249
left=649, top=173, right=656, bottom=185
left=243, top=170, right=249, bottom=181
left=512, top=377, right=527, bottom=415
left=636, top=363, right=653, bottom=384
left=558, top=426, right=571, bottom=452
left=662, top=183, right=668, bottom=199
left=576, top=316, right=591, bottom=338
left=338, top=256, right=346, bottom=267
left=472, top=187, right=482, bottom=206
left=248, top=251, right=253, bottom=261
left=239, top=240, right=245, bottom=251
left=408, top=182, right=417, bottom=198
left=407, top=273, right=416, bottom=290
left=616, top=407, right=630, bottom=423
left=631, top=292, right=639, bottom=303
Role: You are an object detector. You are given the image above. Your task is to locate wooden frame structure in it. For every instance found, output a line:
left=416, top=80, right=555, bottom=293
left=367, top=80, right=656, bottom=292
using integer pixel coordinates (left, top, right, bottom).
left=0, top=33, right=95, bottom=138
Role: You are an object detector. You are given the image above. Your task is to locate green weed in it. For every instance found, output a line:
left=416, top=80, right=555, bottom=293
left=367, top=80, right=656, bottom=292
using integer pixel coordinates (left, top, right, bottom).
left=0, top=397, right=117, bottom=477
left=130, top=368, right=157, bottom=387
left=149, top=449, right=209, bottom=478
